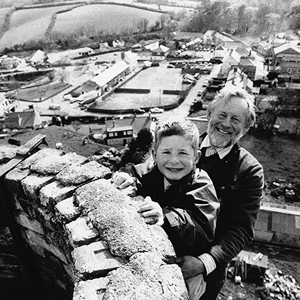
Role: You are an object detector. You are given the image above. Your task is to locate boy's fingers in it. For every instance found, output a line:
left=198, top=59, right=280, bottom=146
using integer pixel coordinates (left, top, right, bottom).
left=144, top=196, right=152, bottom=202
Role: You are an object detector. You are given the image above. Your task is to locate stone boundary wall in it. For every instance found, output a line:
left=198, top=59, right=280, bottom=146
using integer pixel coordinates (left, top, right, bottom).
left=1, top=146, right=188, bottom=300
left=254, top=203, right=300, bottom=249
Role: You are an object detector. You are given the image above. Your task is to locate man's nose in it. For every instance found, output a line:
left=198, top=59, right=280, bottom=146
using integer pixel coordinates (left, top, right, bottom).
left=221, top=117, right=231, bottom=127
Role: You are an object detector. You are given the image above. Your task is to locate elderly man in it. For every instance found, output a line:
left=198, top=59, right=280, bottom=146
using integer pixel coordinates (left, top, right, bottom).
left=178, top=85, right=264, bottom=300
left=112, top=85, right=264, bottom=300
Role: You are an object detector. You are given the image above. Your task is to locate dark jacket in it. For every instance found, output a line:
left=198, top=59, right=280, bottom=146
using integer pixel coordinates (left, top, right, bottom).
left=197, top=134, right=264, bottom=268
left=132, top=164, right=220, bottom=257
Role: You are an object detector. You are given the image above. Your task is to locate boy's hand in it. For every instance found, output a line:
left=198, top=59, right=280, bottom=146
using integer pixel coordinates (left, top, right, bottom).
left=137, top=196, right=164, bottom=226
left=111, top=171, right=135, bottom=189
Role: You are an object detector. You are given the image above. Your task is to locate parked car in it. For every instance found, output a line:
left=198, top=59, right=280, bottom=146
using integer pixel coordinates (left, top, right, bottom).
left=150, top=107, right=164, bottom=113
left=203, top=79, right=210, bottom=87
left=197, top=90, right=203, bottom=96
left=209, top=58, right=223, bottom=64
left=63, top=94, right=72, bottom=100
left=48, top=104, right=61, bottom=110
left=134, top=108, right=146, bottom=114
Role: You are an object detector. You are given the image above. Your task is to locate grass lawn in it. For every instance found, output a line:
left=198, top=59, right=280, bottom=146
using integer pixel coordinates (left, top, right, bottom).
left=92, top=64, right=185, bottom=111
left=8, top=82, right=70, bottom=102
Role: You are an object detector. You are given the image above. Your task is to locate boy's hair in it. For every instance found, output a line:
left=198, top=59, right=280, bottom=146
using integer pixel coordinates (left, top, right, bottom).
left=208, top=85, right=257, bottom=129
left=154, top=117, right=200, bottom=152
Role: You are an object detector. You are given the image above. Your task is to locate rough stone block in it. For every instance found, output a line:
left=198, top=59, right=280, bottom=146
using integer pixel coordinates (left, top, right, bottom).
left=19, top=148, right=63, bottom=170
left=76, top=179, right=175, bottom=260
left=55, top=196, right=80, bottom=221
left=25, top=229, right=69, bottom=264
left=39, top=181, right=76, bottom=208
left=73, top=277, right=109, bottom=300
left=4, top=167, right=30, bottom=196
left=63, top=152, right=86, bottom=164
left=0, top=145, right=18, bottom=163
left=254, top=230, right=274, bottom=243
left=72, top=241, right=126, bottom=278
left=66, top=217, right=99, bottom=246
left=272, top=208, right=300, bottom=235
left=255, top=207, right=271, bottom=231
left=22, top=173, right=54, bottom=201
left=103, top=252, right=188, bottom=300
left=15, top=211, right=44, bottom=235
left=55, top=160, right=111, bottom=186
left=272, top=232, right=300, bottom=248
left=30, top=154, right=73, bottom=175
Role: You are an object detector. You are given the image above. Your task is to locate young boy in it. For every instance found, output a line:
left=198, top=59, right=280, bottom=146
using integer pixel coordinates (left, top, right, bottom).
left=113, top=117, right=219, bottom=299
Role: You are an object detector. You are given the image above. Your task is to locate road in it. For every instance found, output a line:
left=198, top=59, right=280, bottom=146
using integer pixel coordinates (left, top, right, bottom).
left=158, top=74, right=208, bottom=120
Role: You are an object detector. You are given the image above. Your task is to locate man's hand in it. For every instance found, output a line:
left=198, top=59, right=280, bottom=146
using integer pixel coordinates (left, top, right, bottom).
left=111, top=171, right=135, bottom=189
left=176, top=255, right=205, bottom=280
left=137, top=196, right=164, bottom=226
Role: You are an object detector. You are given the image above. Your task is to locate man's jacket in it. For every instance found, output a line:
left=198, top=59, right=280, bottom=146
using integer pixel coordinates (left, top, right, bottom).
left=197, top=136, right=264, bottom=268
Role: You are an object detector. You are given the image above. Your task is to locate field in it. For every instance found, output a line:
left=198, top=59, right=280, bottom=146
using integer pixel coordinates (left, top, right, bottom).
left=0, top=5, right=75, bottom=49
left=52, top=4, right=164, bottom=35
left=0, top=3, right=166, bottom=50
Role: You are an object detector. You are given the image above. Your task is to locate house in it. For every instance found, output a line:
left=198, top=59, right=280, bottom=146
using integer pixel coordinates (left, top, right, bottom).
left=0, top=96, right=13, bottom=117
left=221, top=50, right=239, bottom=76
left=28, top=50, right=47, bottom=66
left=203, top=30, right=233, bottom=46
left=131, top=40, right=160, bottom=53
left=238, top=57, right=256, bottom=80
left=172, top=32, right=204, bottom=43
left=46, top=47, right=94, bottom=65
left=0, top=55, right=22, bottom=69
left=151, top=45, right=169, bottom=58
left=86, top=60, right=130, bottom=95
left=121, top=51, right=138, bottom=72
left=255, top=40, right=273, bottom=58
left=4, top=109, right=42, bottom=130
left=272, top=42, right=300, bottom=80
left=223, top=41, right=250, bottom=53
left=106, top=124, right=133, bottom=146
left=137, top=42, right=169, bottom=61
left=112, top=40, right=125, bottom=48
left=105, top=115, right=155, bottom=146
left=226, top=67, right=253, bottom=93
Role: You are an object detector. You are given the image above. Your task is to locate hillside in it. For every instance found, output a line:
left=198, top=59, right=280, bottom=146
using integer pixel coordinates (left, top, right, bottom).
left=0, top=1, right=176, bottom=51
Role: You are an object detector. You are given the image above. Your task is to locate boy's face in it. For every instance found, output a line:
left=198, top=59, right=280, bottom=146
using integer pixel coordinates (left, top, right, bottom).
left=153, top=135, right=199, bottom=182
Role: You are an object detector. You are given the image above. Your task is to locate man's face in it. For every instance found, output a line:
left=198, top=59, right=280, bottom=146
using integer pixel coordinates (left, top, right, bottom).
left=207, top=96, right=249, bottom=148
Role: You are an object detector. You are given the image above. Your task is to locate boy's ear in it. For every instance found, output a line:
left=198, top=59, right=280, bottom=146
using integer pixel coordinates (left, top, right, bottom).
left=195, top=149, right=201, bottom=164
left=152, top=149, right=157, bottom=161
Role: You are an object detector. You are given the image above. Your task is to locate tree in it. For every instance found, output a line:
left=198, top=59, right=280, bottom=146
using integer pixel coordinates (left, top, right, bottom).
left=137, top=18, right=149, bottom=33
left=136, top=128, right=153, bottom=152
left=254, top=3, right=271, bottom=35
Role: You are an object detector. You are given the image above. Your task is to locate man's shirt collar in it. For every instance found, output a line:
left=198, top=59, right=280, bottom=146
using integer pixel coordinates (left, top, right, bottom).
left=200, top=135, right=233, bottom=159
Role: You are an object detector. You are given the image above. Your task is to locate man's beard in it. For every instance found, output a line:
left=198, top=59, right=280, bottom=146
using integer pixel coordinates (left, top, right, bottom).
left=208, top=124, right=243, bottom=148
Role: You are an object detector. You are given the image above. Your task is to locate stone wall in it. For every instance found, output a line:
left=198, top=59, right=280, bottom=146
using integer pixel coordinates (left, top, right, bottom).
left=1, top=146, right=188, bottom=300
left=254, top=203, right=300, bottom=249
